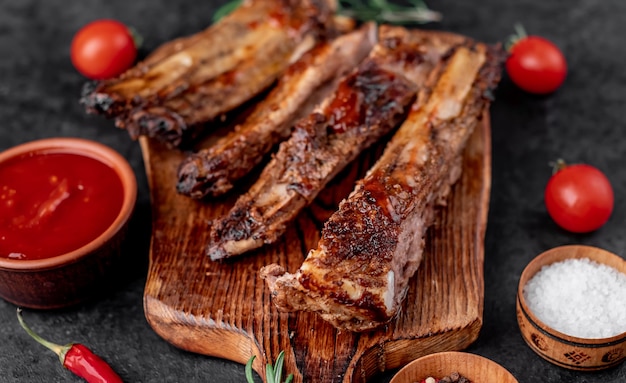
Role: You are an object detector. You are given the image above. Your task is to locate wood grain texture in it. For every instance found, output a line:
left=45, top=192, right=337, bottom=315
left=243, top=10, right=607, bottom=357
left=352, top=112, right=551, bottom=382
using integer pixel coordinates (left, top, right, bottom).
left=140, top=97, right=491, bottom=382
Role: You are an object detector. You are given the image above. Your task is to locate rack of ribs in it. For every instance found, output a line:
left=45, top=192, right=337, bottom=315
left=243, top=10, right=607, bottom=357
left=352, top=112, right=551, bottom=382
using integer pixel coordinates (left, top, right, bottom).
left=80, top=0, right=337, bottom=147
left=260, top=37, right=504, bottom=332
left=176, top=23, right=377, bottom=199
left=206, top=25, right=463, bottom=260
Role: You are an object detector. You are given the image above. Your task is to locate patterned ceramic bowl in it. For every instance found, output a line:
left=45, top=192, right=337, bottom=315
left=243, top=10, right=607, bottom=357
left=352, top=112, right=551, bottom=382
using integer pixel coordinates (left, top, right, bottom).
left=516, top=245, right=626, bottom=371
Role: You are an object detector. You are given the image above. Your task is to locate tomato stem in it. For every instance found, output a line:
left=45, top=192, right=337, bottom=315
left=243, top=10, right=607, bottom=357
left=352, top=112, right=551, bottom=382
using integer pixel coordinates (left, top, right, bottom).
left=128, top=26, right=143, bottom=50
left=505, top=22, right=528, bottom=52
left=550, top=159, right=568, bottom=174
left=514, top=23, right=527, bottom=39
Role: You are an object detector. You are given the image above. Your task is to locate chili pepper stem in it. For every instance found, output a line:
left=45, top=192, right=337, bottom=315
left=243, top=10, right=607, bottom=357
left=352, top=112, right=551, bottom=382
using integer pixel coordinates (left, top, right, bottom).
left=17, top=308, right=123, bottom=383
left=16, top=308, right=71, bottom=365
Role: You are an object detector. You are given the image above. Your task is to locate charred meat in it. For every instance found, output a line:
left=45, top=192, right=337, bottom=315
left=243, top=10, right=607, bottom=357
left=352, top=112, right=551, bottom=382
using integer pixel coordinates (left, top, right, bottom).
left=176, top=23, right=377, bottom=198
left=206, top=26, right=461, bottom=260
left=80, top=0, right=337, bottom=147
left=261, top=33, right=503, bottom=332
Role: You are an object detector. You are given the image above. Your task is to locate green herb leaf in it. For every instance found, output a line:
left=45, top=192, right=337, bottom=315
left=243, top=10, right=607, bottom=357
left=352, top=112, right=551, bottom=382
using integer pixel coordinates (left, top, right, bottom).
left=273, top=351, right=286, bottom=383
left=338, top=0, right=441, bottom=24
left=244, top=351, right=293, bottom=383
left=212, top=0, right=242, bottom=23
left=266, top=362, right=276, bottom=383
left=245, top=355, right=256, bottom=383
left=212, top=0, right=441, bottom=25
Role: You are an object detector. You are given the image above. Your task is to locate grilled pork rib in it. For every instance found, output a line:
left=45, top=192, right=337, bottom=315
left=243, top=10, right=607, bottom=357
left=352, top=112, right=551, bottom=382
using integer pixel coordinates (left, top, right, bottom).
left=80, top=0, right=336, bottom=147
left=261, top=37, right=503, bottom=332
left=206, top=26, right=461, bottom=260
left=176, top=23, right=377, bottom=198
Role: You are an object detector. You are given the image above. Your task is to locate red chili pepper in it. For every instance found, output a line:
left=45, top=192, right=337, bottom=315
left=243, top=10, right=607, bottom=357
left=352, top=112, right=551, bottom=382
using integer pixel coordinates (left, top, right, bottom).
left=16, top=308, right=123, bottom=383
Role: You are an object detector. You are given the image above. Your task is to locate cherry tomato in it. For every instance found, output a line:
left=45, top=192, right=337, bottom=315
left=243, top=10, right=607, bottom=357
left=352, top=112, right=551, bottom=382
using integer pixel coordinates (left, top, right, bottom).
left=71, top=19, right=137, bottom=80
left=506, top=34, right=567, bottom=94
left=544, top=162, right=614, bottom=233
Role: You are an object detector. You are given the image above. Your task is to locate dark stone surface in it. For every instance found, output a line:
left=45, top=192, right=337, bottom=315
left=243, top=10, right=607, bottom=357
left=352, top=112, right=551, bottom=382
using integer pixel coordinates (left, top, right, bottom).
left=0, top=0, right=625, bottom=382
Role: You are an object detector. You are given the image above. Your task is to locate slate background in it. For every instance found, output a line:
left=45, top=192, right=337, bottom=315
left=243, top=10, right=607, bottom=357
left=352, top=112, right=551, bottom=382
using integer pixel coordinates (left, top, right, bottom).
left=0, top=0, right=625, bottom=382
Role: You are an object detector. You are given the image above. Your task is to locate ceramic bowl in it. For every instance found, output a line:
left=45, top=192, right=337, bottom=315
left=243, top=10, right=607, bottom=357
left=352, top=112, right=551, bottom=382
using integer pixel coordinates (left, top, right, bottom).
left=0, top=138, right=137, bottom=309
left=517, top=245, right=626, bottom=371
left=390, top=351, right=518, bottom=383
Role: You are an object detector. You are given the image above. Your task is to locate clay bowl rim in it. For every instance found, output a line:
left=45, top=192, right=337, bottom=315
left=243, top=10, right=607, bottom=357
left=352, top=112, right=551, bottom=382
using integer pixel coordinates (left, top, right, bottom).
left=0, top=137, right=137, bottom=271
left=517, top=244, right=626, bottom=345
left=389, top=351, right=519, bottom=383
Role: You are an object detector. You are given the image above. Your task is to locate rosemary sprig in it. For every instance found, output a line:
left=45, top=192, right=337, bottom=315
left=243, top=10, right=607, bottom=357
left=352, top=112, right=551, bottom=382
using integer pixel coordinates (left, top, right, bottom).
left=245, top=351, right=293, bottom=383
left=338, top=0, right=441, bottom=24
left=212, top=0, right=243, bottom=23
left=212, top=0, right=441, bottom=24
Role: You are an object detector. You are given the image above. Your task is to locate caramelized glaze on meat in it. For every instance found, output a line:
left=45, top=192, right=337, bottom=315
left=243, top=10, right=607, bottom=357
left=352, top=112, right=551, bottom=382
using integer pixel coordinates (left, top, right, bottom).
left=206, top=26, right=462, bottom=260
left=261, top=30, right=504, bottom=332
left=176, top=23, right=377, bottom=198
left=80, top=0, right=337, bottom=147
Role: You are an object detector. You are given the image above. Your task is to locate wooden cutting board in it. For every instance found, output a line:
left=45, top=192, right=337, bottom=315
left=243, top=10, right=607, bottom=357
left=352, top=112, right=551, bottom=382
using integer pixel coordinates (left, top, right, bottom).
left=140, top=104, right=491, bottom=382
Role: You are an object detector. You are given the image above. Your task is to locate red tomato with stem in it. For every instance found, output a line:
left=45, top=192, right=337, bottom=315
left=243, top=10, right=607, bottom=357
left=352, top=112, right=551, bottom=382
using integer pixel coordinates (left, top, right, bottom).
left=544, top=160, right=614, bottom=233
left=71, top=19, right=138, bottom=80
left=506, top=25, right=567, bottom=94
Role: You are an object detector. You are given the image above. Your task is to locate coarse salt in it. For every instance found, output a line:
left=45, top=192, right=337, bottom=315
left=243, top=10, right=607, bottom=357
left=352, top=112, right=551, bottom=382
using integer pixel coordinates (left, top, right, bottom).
left=523, top=257, right=626, bottom=338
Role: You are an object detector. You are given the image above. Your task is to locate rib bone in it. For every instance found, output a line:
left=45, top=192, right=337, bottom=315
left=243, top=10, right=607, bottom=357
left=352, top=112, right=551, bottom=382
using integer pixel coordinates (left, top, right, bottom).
left=176, top=23, right=378, bottom=198
left=261, top=39, right=504, bottom=332
left=206, top=26, right=462, bottom=260
left=81, top=0, right=336, bottom=147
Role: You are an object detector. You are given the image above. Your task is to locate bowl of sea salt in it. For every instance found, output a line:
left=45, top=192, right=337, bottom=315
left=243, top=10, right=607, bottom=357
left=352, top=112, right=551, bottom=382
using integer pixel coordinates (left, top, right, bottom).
left=516, top=245, right=626, bottom=371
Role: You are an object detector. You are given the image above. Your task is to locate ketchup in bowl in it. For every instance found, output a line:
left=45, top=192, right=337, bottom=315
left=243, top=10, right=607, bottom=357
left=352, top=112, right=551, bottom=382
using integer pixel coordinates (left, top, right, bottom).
left=0, top=138, right=136, bottom=308
left=0, top=148, right=125, bottom=260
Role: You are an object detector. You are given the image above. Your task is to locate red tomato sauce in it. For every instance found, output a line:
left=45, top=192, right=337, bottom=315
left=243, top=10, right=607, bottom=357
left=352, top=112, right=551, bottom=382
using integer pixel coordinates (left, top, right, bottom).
left=0, top=151, right=124, bottom=260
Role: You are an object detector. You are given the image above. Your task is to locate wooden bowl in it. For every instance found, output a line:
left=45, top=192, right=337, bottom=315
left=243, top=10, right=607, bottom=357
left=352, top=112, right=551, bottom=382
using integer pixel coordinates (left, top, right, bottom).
left=389, top=351, right=518, bottom=383
left=517, top=245, right=626, bottom=371
left=0, top=138, right=137, bottom=309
